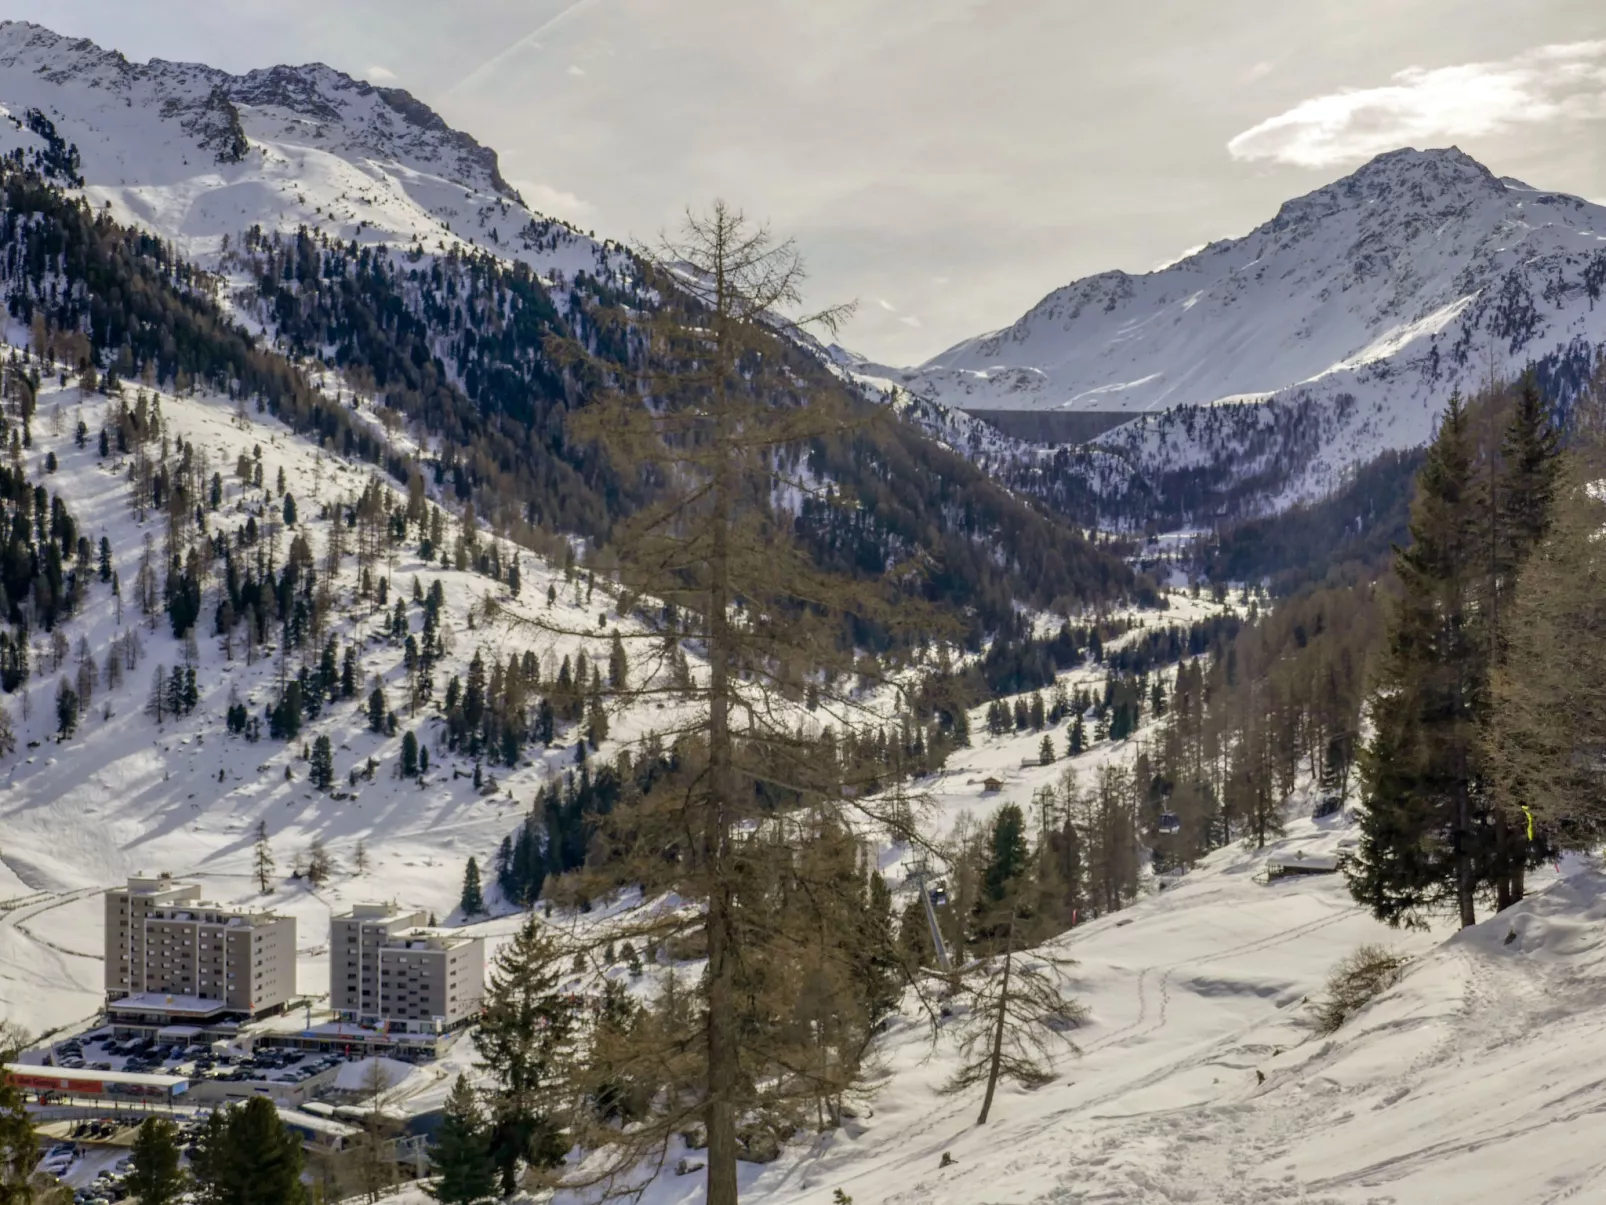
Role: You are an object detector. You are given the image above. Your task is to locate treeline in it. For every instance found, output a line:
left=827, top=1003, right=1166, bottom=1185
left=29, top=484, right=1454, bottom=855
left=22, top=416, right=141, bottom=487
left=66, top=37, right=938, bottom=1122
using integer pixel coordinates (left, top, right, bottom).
left=0, top=354, right=93, bottom=707
left=916, top=780, right=1145, bottom=952
left=489, top=704, right=974, bottom=910
left=19, top=1093, right=416, bottom=1205
left=238, top=226, right=620, bottom=539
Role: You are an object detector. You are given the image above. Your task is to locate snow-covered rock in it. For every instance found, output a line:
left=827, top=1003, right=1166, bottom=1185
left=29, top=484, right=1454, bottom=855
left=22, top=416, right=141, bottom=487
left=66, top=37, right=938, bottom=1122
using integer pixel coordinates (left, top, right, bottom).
left=0, top=20, right=613, bottom=281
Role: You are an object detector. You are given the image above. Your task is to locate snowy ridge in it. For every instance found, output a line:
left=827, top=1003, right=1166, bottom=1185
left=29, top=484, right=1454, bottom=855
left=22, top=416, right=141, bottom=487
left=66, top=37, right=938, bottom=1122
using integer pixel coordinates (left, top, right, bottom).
left=887, top=148, right=1606, bottom=500
left=0, top=21, right=618, bottom=282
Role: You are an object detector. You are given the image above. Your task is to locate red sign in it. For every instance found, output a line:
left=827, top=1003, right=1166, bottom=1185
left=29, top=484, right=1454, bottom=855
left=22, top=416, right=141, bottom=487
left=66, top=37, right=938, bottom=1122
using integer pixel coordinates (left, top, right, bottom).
left=7, top=1071, right=100, bottom=1094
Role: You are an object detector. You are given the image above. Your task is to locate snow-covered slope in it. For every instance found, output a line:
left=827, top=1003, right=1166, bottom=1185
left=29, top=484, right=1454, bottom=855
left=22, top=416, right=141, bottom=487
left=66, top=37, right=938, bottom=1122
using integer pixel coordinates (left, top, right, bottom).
left=9, top=361, right=1603, bottom=1203
left=709, top=846, right=1606, bottom=1205
left=890, top=148, right=1606, bottom=495
left=0, top=21, right=611, bottom=280
left=0, top=365, right=675, bottom=1035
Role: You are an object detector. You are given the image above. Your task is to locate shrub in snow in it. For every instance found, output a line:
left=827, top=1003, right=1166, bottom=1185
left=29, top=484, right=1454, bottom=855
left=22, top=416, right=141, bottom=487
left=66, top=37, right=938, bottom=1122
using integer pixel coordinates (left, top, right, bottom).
left=1314, top=944, right=1408, bottom=1035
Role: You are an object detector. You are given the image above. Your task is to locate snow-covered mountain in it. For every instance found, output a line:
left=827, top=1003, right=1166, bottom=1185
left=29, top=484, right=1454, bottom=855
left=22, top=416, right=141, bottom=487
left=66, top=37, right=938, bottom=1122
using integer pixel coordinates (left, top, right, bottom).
left=0, top=20, right=611, bottom=280
left=888, top=148, right=1606, bottom=501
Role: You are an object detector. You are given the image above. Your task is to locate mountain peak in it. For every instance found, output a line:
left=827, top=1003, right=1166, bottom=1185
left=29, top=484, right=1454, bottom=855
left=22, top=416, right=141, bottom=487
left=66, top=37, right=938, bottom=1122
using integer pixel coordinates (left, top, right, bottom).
left=0, top=20, right=517, bottom=201
left=1270, top=146, right=1504, bottom=231
left=905, top=143, right=1606, bottom=506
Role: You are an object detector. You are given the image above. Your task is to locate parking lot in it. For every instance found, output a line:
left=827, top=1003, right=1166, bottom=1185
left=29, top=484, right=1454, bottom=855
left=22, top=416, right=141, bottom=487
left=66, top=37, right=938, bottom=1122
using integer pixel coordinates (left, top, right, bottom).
left=45, top=1029, right=349, bottom=1087
left=35, top=1114, right=213, bottom=1205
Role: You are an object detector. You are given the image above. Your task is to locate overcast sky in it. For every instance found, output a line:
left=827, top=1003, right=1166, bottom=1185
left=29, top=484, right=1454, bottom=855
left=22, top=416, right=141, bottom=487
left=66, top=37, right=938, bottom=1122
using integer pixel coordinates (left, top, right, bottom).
left=8, top=1, right=1606, bottom=364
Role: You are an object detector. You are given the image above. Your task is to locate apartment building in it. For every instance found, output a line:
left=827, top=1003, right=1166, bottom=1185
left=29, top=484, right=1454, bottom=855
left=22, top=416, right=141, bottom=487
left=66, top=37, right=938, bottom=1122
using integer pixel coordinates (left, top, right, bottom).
left=330, top=903, right=484, bottom=1031
left=103, top=874, right=297, bottom=1021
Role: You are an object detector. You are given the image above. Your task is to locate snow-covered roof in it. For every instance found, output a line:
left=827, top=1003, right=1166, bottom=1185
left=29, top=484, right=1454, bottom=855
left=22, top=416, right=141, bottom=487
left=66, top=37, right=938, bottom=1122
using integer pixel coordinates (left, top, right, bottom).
left=107, top=994, right=231, bottom=1017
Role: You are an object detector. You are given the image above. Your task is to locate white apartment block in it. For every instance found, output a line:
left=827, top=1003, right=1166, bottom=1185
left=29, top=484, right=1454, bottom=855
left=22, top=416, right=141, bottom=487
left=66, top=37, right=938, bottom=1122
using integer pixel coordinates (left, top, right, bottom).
left=330, top=903, right=484, bottom=1031
left=103, top=874, right=296, bottom=1021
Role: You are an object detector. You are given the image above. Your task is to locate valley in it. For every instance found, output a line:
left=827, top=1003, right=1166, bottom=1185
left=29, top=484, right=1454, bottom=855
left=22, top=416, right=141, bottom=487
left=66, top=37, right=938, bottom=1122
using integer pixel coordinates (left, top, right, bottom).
left=0, top=14, right=1602, bottom=1205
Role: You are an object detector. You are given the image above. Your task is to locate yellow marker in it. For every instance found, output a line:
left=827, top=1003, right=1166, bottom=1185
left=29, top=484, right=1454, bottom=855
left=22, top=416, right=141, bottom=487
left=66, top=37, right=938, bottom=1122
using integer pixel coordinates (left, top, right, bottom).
left=1521, top=805, right=1535, bottom=842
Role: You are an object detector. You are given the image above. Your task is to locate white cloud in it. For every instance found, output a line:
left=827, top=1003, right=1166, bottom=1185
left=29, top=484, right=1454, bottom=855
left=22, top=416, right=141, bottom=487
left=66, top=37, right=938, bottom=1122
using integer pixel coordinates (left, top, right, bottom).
left=899, top=315, right=922, bottom=328
left=364, top=64, right=397, bottom=82
left=510, top=180, right=594, bottom=219
left=1228, top=41, right=1606, bottom=169
left=567, top=64, right=586, bottom=76
left=876, top=298, right=897, bottom=312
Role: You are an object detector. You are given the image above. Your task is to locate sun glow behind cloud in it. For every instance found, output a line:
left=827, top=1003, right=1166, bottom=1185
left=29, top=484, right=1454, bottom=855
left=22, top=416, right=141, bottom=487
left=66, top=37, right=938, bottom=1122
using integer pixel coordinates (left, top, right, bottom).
left=1228, top=41, right=1606, bottom=168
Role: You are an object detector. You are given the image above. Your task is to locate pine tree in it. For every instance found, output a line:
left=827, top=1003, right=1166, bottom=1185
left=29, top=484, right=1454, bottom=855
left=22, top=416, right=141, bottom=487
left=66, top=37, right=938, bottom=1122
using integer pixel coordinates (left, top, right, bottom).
left=859, top=870, right=901, bottom=1020
left=305, top=838, right=332, bottom=887
left=980, top=804, right=1030, bottom=913
left=1482, top=373, right=1563, bottom=906
left=522, top=203, right=929, bottom=1205
left=127, top=1117, right=186, bottom=1205
left=401, top=730, right=420, bottom=778
left=190, top=1097, right=305, bottom=1205
left=1038, top=734, right=1055, bottom=765
left=367, top=685, right=387, bottom=733
left=55, top=677, right=78, bottom=740
left=608, top=629, right=628, bottom=690
left=1350, top=394, right=1487, bottom=929
left=494, top=834, right=516, bottom=901
left=460, top=857, right=485, bottom=916
left=1487, top=441, right=1606, bottom=849
left=0, top=1020, right=45, bottom=1205
left=252, top=821, right=274, bottom=893
left=309, top=736, right=334, bottom=791
left=472, top=918, right=573, bottom=1194
left=1067, top=713, right=1085, bottom=756
left=429, top=1076, right=497, bottom=1205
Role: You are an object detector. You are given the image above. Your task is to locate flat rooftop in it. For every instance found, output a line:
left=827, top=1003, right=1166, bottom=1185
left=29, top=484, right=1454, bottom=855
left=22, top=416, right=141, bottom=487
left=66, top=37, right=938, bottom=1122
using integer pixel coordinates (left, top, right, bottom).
left=5, top=1063, right=188, bottom=1090
left=107, top=994, right=231, bottom=1018
left=338, top=903, right=422, bottom=920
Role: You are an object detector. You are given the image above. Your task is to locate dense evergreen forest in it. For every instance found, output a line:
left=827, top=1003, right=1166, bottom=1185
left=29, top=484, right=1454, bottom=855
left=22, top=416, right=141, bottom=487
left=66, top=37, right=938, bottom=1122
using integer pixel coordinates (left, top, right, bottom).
left=0, top=162, right=1135, bottom=651
left=230, top=225, right=1133, bottom=637
left=1200, top=447, right=1424, bottom=594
